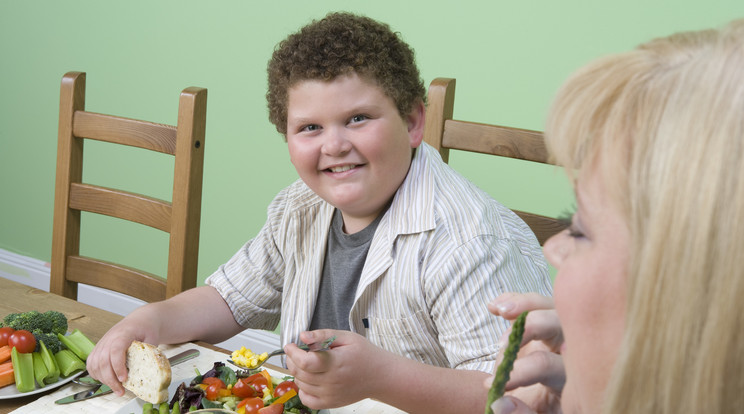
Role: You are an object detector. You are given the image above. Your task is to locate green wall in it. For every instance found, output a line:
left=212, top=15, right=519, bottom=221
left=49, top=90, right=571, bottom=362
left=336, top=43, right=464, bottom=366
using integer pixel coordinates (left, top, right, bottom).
left=1, top=1, right=741, bottom=284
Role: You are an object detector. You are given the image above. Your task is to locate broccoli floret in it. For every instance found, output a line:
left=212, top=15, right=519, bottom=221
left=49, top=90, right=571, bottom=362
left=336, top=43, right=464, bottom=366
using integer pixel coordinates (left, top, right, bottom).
left=32, top=330, right=64, bottom=354
left=2, top=310, right=68, bottom=335
left=3, top=312, right=21, bottom=329
left=4, top=310, right=42, bottom=331
left=42, top=310, right=68, bottom=335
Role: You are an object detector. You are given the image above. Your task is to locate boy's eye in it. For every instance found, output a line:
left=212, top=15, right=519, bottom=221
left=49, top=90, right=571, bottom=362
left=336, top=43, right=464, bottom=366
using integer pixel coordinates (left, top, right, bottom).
left=301, top=124, right=321, bottom=132
left=350, top=114, right=367, bottom=123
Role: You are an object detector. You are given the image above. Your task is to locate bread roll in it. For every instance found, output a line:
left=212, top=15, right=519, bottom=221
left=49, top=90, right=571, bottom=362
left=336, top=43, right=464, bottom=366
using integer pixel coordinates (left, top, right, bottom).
left=122, top=340, right=171, bottom=404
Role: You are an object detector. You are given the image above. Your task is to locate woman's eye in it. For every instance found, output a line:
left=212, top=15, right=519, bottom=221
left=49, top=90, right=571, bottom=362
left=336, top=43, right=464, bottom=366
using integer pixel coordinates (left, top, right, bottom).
left=566, top=226, right=585, bottom=239
left=558, top=207, right=585, bottom=238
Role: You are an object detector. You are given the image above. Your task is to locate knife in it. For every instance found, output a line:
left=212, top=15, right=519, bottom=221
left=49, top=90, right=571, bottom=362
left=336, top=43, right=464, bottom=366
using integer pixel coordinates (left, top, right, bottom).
left=55, top=348, right=200, bottom=404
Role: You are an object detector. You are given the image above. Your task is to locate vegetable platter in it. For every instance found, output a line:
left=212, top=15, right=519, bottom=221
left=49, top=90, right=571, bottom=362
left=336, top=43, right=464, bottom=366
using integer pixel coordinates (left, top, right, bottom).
left=0, top=310, right=96, bottom=399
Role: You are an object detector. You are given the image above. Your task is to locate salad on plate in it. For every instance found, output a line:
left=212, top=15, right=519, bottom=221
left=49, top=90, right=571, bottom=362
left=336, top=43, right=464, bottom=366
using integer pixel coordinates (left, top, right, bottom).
left=132, top=361, right=319, bottom=414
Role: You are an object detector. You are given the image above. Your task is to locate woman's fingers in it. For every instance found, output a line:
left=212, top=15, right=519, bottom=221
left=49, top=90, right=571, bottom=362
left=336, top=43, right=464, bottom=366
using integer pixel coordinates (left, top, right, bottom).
left=506, top=349, right=566, bottom=392
left=521, top=309, right=563, bottom=351
left=489, top=293, right=555, bottom=320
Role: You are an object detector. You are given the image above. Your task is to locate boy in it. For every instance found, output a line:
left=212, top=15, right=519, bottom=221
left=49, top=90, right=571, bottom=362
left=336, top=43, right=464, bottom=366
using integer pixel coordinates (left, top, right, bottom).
left=87, top=12, right=552, bottom=413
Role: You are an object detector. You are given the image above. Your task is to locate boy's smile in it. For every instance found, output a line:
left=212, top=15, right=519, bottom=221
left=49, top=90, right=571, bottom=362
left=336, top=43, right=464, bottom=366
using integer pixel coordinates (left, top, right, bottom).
left=286, top=73, right=425, bottom=234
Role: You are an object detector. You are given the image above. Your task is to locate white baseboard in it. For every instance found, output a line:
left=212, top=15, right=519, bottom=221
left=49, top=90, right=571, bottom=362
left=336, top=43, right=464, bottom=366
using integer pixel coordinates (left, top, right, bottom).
left=0, top=248, right=280, bottom=353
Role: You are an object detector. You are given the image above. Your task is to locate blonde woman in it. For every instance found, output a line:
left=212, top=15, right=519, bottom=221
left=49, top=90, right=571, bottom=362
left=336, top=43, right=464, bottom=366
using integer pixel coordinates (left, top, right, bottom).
left=487, top=19, right=744, bottom=413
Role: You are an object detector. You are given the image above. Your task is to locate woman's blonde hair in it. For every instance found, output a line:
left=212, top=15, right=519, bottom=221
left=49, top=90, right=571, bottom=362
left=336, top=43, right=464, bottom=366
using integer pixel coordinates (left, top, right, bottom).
left=546, top=19, right=744, bottom=413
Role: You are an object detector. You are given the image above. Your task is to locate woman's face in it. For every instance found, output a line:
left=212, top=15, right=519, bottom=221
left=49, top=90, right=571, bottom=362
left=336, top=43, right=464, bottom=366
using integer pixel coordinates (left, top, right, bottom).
left=543, top=168, right=630, bottom=413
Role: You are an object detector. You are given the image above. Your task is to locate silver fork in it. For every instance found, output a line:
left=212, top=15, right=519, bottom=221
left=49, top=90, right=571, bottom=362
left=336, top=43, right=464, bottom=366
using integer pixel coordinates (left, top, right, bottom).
left=227, top=335, right=336, bottom=370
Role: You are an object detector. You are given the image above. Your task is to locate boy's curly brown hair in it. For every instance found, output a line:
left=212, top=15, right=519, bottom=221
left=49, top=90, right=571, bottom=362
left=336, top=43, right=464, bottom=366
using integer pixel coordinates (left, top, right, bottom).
left=267, top=12, right=426, bottom=135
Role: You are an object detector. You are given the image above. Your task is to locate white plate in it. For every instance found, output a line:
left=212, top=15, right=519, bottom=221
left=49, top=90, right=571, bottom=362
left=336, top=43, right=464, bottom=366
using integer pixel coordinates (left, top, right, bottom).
left=0, top=369, right=84, bottom=400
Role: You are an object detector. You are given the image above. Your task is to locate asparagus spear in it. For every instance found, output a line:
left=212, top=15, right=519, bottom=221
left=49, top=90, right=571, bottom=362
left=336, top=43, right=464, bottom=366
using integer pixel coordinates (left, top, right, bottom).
left=485, top=311, right=528, bottom=414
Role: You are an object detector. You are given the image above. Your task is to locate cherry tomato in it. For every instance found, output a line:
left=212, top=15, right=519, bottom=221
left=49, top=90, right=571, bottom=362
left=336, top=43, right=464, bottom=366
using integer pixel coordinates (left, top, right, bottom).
left=273, top=380, right=299, bottom=398
left=232, top=377, right=259, bottom=398
left=202, top=376, right=226, bottom=388
left=8, top=330, right=36, bottom=353
left=244, top=373, right=269, bottom=394
left=258, top=404, right=284, bottom=414
left=237, top=397, right=264, bottom=414
left=0, top=327, right=14, bottom=347
left=205, top=383, right=221, bottom=400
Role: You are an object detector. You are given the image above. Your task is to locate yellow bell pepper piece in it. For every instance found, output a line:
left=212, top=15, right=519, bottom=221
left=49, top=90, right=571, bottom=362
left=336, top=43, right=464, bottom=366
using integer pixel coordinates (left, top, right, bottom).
left=272, top=388, right=297, bottom=406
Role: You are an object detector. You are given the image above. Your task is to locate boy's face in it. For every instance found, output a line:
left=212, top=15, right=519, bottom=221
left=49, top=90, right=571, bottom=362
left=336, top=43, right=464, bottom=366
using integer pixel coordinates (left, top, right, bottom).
left=286, top=73, right=424, bottom=233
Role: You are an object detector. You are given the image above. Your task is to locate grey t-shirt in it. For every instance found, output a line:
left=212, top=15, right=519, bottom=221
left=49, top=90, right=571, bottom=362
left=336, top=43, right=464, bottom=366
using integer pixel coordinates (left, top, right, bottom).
left=309, top=208, right=384, bottom=331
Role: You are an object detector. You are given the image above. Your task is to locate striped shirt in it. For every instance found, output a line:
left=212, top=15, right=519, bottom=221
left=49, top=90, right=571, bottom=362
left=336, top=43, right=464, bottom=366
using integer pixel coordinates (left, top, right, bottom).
left=207, top=142, right=552, bottom=373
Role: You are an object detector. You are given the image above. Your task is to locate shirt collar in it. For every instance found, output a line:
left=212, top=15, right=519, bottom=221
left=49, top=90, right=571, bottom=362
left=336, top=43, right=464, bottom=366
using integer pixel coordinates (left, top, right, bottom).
left=382, top=142, right=438, bottom=236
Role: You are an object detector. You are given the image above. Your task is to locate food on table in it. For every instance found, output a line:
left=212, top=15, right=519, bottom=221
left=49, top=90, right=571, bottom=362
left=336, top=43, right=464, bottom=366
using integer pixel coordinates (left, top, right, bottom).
left=485, top=311, right=528, bottom=414
left=123, top=340, right=173, bottom=404
left=0, top=327, right=14, bottom=347
left=231, top=346, right=269, bottom=369
left=38, top=340, right=61, bottom=384
left=57, top=329, right=95, bottom=360
left=0, top=310, right=93, bottom=392
left=11, top=346, right=34, bottom=392
left=8, top=330, right=36, bottom=354
left=2, top=310, right=68, bottom=335
left=162, top=361, right=317, bottom=414
left=0, top=345, right=10, bottom=364
left=0, top=358, right=13, bottom=388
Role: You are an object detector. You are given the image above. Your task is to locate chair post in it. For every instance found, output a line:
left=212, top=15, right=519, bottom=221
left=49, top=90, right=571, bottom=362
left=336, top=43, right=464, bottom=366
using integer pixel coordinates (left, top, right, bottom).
left=166, top=87, right=207, bottom=298
left=423, top=78, right=456, bottom=163
left=50, top=72, right=86, bottom=299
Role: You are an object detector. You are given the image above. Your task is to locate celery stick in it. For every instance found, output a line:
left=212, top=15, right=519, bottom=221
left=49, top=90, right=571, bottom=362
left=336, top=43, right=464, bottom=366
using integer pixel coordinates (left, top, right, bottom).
left=57, top=330, right=96, bottom=361
left=11, top=347, right=35, bottom=392
left=54, top=349, right=86, bottom=377
left=39, top=341, right=60, bottom=384
left=31, top=352, right=49, bottom=387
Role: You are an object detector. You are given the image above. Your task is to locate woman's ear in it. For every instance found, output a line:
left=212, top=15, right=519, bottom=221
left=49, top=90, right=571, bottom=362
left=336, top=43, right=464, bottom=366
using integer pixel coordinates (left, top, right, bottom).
left=406, top=99, right=426, bottom=148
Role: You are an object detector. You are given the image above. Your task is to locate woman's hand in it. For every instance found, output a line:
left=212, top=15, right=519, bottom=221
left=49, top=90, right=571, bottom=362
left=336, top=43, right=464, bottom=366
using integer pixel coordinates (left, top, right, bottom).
left=486, top=293, right=565, bottom=413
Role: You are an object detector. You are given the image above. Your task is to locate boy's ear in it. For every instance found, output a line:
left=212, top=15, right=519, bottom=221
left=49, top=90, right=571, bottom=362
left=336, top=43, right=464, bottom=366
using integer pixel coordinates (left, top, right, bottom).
left=406, top=99, right=426, bottom=148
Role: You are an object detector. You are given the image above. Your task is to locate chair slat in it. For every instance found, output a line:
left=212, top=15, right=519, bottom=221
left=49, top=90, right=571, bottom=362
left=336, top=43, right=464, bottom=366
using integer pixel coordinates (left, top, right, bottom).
left=66, top=255, right=166, bottom=303
left=443, top=120, right=548, bottom=163
left=513, top=210, right=568, bottom=246
left=73, top=111, right=178, bottom=155
left=69, top=183, right=172, bottom=232
left=424, top=77, right=567, bottom=245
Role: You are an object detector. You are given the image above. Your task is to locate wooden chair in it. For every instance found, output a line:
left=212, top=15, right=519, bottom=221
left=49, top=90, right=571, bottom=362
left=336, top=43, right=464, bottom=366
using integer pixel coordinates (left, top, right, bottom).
left=424, top=77, right=566, bottom=245
left=50, top=71, right=207, bottom=302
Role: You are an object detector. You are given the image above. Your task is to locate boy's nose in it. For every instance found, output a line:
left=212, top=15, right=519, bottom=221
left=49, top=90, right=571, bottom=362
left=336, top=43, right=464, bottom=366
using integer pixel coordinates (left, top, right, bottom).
left=321, top=128, right=352, bottom=156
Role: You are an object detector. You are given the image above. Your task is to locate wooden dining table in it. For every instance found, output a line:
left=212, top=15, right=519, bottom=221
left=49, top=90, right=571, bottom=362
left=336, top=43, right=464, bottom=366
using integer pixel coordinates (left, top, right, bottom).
left=0, top=277, right=239, bottom=414
left=0, top=277, right=404, bottom=414
left=1, top=277, right=122, bottom=413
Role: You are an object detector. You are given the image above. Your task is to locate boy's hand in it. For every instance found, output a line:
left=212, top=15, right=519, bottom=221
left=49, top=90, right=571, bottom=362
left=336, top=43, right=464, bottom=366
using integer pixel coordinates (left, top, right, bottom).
left=284, top=329, right=390, bottom=409
left=85, top=313, right=160, bottom=396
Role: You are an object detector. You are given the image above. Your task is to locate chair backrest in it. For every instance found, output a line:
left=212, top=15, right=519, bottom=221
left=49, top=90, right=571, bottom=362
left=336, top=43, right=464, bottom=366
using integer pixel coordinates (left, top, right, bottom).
left=50, top=71, right=207, bottom=302
left=423, top=77, right=566, bottom=245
